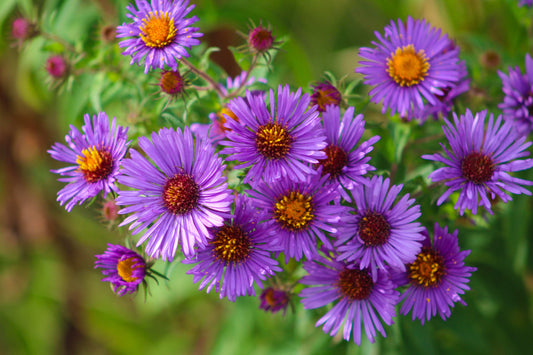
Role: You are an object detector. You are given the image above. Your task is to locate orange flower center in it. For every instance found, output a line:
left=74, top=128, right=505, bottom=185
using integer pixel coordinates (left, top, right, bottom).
left=212, top=225, right=251, bottom=263
left=76, top=146, right=113, bottom=183
left=117, top=257, right=144, bottom=282
left=255, top=122, right=293, bottom=159
left=408, top=247, right=446, bottom=287
left=274, top=191, right=314, bottom=231
left=387, top=45, right=430, bottom=86
left=140, top=11, right=177, bottom=48
left=217, top=107, right=238, bottom=132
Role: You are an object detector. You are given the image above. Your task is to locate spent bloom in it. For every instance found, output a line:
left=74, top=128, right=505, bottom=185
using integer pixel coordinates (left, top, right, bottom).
left=300, top=250, right=400, bottom=345
left=94, top=244, right=146, bottom=296
left=48, top=112, right=129, bottom=211
left=396, top=223, right=476, bottom=324
left=116, top=127, right=233, bottom=261
left=357, top=16, right=461, bottom=117
left=422, top=109, right=533, bottom=215
left=185, top=195, right=281, bottom=301
left=310, top=81, right=342, bottom=112
left=159, top=69, right=186, bottom=97
left=317, top=105, right=380, bottom=200
left=336, top=176, right=425, bottom=281
left=259, top=287, right=291, bottom=315
left=220, top=85, right=327, bottom=185
left=498, top=53, right=533, bottom=136
left=117, top=0, right=202, bottom=73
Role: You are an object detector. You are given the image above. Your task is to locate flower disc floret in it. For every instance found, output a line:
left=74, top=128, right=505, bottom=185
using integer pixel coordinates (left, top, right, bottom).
left=274, top=191, right=314, bottom=230
left=140, top=11, right=177, bottom=48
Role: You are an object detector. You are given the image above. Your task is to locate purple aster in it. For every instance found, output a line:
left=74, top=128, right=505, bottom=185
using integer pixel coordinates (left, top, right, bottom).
left=116, top=127, right=233, bottom=260
left=422, top=109, right=533, bottom=215
left=116, top=0, right=202, bottom=73
left=48, top=112, right=129, bottom=212
left=317, top=105, right=380, bottom=200
left=498, top=53, right=533, bottom=136
left=259, top=287, right=291, bottom=315
left=356, top=16, right=461, bottom=117
left=184, top=194, right=281, bottom=301
left=396, top=223, right=476, bottom=324
left=220, top=85, right=327, bottom=185
left=94, top=244, right=146, bottom=296
left=247, top=170, right=347, bottom=262
left=310, top=81, right=342, bottom=112
left=519, top=0, right=533, bottom=7
left=336, top=175, right=425, bottom=281
left=299, top=250, right=400, bottom=345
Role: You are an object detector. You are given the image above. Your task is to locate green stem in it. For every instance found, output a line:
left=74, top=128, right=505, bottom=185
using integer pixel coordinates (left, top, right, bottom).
left=180, top=57, right=224, bottom=97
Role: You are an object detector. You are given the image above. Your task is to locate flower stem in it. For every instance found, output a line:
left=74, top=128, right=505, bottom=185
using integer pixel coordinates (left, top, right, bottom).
left=180, top=58, right=224, bottom=97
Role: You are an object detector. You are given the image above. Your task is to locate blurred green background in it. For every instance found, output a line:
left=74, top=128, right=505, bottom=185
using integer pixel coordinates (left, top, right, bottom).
left=1, top=0, right=533, bottom=354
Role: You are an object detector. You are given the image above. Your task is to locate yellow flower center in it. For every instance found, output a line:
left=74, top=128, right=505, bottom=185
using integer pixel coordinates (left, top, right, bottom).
left=117, top=257, right=143, bottom=283
left=274, top=191, right=314, bottom=231
left=76, top=146, right=113, bottom=183
left=212, top=225, right=251, bottom=263
left=139, top=11, right=177, bottom=48
left=255, top=122, right=293, bottom=159
left=387, top=44, right=430, bottom=87
left=408, top=247, right=446, bottom=287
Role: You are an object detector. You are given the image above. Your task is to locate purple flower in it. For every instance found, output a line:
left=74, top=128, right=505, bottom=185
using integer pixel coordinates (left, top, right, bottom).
left=336, top=176, right=425, bottom=281
left=299, top=251, right=400, bottom=345
left=116, top=0, right=202, bottom=73
left=310, top=81, right=342, bottom=112
left=95, top=244, right=146, bottom=296
left=396, top=223, right=476, bottom=324
left=519, top=0, right=533, bottom=7
left=48, top=112, right=129, bottom=211
left=356, top=17, right=461, bottom=118
left=116, top=127, right=233, bottom=261
left=498, top=53, right=533, bottom=136
left=248, top=171, right=347, bottom=262
left=259, top=287, right=290, bottom=315
left=422, top=109, right=533, bottom=215
left=317, top=105, right=380, bottom=200
left=46, top=55, right=68, bottom=79
left=184, top=195, right=281, bottom=301
left=220, top=85, right=327, bottom=185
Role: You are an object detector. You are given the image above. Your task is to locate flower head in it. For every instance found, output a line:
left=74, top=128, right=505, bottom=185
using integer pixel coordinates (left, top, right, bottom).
left=46, top=55, right=68, bottom=79
left=422, top=109, right=533, bottom=215
left=299, top=251, right=400, bottom=345
left=95, top=244, right=146, bottom=296
left=356, top=17, right=461, bottom=117
left=310, top=81, right=342, bottom=112
left=317, top=105, right=380, bottom=199
left=184, top=195, right=281, bottom=301
left=117, top=0, right=202, bottom=73
left=220, top=85, right=327, bottom=185
left=48, top=112, right=129, bottom=211
left=336, top=176, right=425, bottom=281
left=11, top=17, right=37, bottom=45
left=259, top=287, right=291, bottom=315
left=248, top=171, right=347, bottom=262
left=159, top=69, right=186, bottom=96
left=116, top=127, right=233, bottom=260
left=498, top=53, right=533, bottom=136
left=519, top=0, right=533, bottom=7
left=396, top=223, right=476, bottom=324
left=248, top=23, right=275, bottom=53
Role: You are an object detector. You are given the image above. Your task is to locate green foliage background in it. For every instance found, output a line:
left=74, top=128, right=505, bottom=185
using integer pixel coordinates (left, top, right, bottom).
left=1, top=0, right=533, bottom=354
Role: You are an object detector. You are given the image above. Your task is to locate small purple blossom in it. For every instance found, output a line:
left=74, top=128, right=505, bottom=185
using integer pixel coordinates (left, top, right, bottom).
left=310, top=81, right=342, bottom=112
left=259, top=287, right=290, bottom=315
left=46, top=55, right=68, bottom=79
left=519, top=0, right=533, bottom=7
left=422, top=109, right=533, bottom=215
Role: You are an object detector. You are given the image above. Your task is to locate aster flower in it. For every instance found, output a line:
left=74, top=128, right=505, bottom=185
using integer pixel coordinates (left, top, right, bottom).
left=259, top=287, right=291, bottom=315
left=48, top=112, right=129, bottom=212
left=94, top=244, right=146, bottom=296
left=299, top=250, right=400, bottom=345
left=336, top=175, right=425, bottom=281
left=498, top=53, right=533, bottom=136
left=248, top=170, right=347, bottom=262
left=184, top=195, right=281, bottom=301
left=422, top=109, right=533, bottom=215
left=519, top=0, right=533, bottom=7
left=220, top=85, right=327, bottom=185
left=317, top=105, right=380, bottom=200
left=116, top=0, right=202, bottom=73
left=46, top=55, right=68, bottom=79
left=116, top=127, right=233, bottom=260
left=396, top=223, right=476, bottom=324
left=356, top=16, right=461, bottom=117
left=310, top=81, right=342, bottom=112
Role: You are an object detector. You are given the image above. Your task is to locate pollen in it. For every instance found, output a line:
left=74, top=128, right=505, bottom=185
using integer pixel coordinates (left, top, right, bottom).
left=162, top=173, right=199, bottom=214
left=76, top=146, right=113, bottom=183
left=117, top=257, right=144, bottom=283
left=274, top=191, right=314, bottom=231
left=461, top=151, right=495, bottom=184
left=336, top=268, right=374, bottom=301
left=387, top=44, right=430, bottom=86
left=358, top=212, right=391, bottom=246
left=139, top=11, right=177, bottom=48
left=255, top=122, right=293, bottom=159
left=211, top=225, right=251, bottom=263
left=408, top=246, right=446, bottom=287
left=317, top=144, right=348, bottom=178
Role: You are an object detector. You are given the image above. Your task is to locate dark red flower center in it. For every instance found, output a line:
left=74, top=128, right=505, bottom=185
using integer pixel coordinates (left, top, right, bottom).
left=160, top=70, right=185, bottom=95
left=212, top=225, right=251, bottom=263
left=255, top=122, right=293, bottom=159
left=358, top=212, right=391, bottom=246
left=336, top=268, right=374, bottom=300
left=162, top=174, right=199, bottom=214
left=76, top=146, right=114, bottom=183
left=317, top=144, right=348, bottom=178
left=461, top=152, right=494, bottom=184
left=408, top=246, right=446, bottom=287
